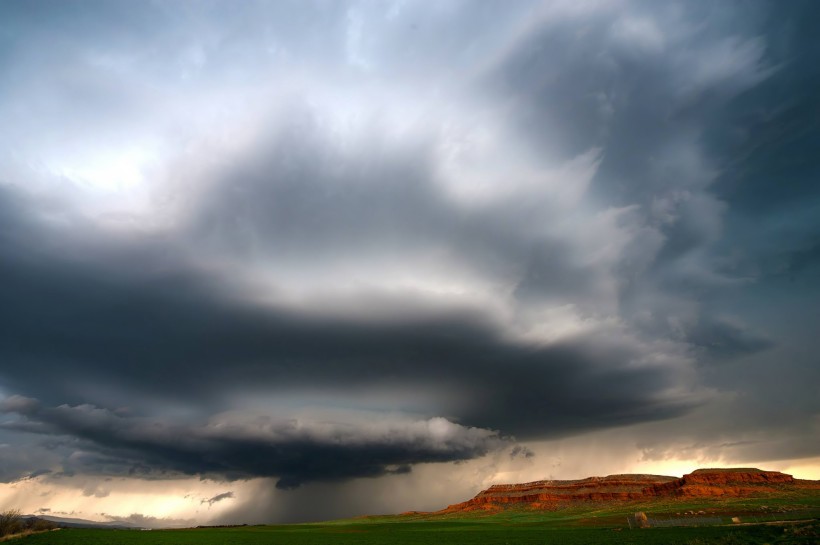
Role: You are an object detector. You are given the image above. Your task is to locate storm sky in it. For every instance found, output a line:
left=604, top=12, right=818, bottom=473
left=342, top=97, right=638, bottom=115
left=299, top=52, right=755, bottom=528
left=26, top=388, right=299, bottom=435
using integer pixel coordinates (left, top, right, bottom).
left=1, top=0, right=819, bottom=526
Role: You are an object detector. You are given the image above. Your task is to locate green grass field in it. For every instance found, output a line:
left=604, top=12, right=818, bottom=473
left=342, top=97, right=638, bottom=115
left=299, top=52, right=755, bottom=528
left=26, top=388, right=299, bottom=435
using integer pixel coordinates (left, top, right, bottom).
left=16, top=520, right=820, bottom=545
left=18, top=494, right=820, bottom=544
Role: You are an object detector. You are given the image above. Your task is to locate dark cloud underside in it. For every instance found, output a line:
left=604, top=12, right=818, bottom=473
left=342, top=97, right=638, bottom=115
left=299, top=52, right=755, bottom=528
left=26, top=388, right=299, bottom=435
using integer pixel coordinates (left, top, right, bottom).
left=0, top=0, right=818, bottom=497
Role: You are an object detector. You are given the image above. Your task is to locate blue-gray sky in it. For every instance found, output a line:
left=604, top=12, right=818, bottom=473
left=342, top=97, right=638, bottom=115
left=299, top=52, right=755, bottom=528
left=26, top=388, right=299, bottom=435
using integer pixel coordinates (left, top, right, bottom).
left=0, top=0, right=818, bottom=525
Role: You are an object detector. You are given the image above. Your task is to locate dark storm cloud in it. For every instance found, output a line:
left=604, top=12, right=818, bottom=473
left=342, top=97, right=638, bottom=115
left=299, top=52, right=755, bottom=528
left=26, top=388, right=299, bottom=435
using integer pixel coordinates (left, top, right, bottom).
left=474, top=0, right=813, bottom=378
left=0, top=168, right=693, bottom=486
left=781, top=240, right=820, bottom=278
left=686, top=316, right=773, bottom=360
left=0, top=0, right=819, bottom=502
left=0, top=146, right=696, bottom=440
left=182, top=108, right=602, bottom=306
left=202, top=492, right=234, bottom=506
left=0, top=188, right=692, bottom=433
left=0, top=438, right=59, bottom=484
left=482, top=0, right=770, bottom=273
left=509, top=445, right=534, bottom=459
left=710, top=0, right=820, bottom=216
left=0, top=396, right=504, bottom=489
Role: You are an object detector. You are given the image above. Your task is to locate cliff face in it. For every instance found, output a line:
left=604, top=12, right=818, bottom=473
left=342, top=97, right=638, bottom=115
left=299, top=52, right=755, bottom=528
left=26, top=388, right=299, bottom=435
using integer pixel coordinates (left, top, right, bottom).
left=441, top=468, right=803, bottom=513
left=648, top=468, right=795, bottom=498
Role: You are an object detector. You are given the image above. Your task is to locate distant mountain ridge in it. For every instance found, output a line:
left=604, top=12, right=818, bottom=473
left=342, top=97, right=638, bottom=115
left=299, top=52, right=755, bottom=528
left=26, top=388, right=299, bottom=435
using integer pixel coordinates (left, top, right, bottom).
left=438, top=468, right=820, bottom=513
left=22, top=514, right=145, bottom=530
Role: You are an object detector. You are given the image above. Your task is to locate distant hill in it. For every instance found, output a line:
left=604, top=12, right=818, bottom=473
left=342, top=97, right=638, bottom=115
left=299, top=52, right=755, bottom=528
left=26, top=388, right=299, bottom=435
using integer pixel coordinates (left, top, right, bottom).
left=435, top=468, right=820, bottom=514
left=22, top=514, right=145, bottom=530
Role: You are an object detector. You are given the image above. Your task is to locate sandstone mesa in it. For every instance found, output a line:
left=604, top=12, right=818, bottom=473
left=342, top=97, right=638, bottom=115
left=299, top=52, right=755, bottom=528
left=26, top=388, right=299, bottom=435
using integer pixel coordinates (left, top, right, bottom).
left=437, top=468, right=820, bottom=514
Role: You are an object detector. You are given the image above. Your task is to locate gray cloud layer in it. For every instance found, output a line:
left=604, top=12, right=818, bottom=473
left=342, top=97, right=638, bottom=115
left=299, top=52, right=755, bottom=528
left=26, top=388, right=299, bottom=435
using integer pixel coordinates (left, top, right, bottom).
left=0, top=0, right=818, bottom=510
left=0, top=396, right=504, bottom=489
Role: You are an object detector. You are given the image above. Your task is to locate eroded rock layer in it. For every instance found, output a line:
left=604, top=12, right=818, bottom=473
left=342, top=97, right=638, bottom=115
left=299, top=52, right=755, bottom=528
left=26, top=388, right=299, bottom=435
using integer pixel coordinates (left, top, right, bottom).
left=441, top=468, right=813, bottom=513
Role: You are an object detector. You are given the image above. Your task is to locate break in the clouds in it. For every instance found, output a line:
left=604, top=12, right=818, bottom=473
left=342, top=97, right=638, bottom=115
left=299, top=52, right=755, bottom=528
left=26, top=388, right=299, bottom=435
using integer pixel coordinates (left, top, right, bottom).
left=0, top=0, right=819, bottom=522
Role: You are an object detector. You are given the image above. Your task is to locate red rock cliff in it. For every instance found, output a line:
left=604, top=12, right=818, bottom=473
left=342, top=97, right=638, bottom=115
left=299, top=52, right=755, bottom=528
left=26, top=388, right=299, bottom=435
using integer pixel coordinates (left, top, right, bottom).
left=441, top=468, right=802, bottom=513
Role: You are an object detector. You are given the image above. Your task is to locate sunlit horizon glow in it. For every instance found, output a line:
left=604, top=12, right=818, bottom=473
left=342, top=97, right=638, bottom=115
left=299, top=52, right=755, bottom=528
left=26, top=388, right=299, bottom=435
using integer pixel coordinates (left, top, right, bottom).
left=2, top=449, right=817, bottom=526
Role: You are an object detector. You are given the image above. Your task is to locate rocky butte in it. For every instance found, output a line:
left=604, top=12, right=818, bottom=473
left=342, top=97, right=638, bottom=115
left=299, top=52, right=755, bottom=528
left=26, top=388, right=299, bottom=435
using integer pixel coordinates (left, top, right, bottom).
left=438, top=468, right=820, bottom=513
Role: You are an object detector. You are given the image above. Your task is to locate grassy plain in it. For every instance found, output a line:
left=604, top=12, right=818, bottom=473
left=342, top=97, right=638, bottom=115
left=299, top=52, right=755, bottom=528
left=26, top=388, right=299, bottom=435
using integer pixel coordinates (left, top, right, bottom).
left=16, top=521, right=820, bottom=545
left=18, top=493, right=820, bottom=544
